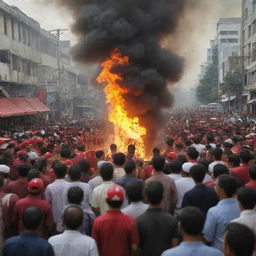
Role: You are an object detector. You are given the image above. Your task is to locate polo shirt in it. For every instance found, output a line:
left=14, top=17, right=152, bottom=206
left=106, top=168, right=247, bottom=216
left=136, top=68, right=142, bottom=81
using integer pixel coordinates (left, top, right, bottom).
left=14, top=195, right=54, bottom=238
left=3, top=232, right=54, bottom=256
left=92, top=210, right=139, bottom=256
left=231, top=164, right=250, bottom=184
left=181, top=184, right=218, bottom=217
left=137, top=208, right=179, bottom=256
left=7, top=179, right=28, bottom=199
left=161, top=241, right=223, bottom=256
left=203, top=198, right=240, bottom=250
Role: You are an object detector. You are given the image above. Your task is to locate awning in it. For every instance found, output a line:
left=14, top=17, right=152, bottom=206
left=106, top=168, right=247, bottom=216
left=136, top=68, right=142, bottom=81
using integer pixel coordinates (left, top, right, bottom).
left=12, top=98, right=37, bottom=115
left=248, top=99, right=256, bottom=104
left=0, top=98, right=26, bottom=117
left=25, top=98, right=50, bottom=113
left=221, top=96, right=236, bottom=103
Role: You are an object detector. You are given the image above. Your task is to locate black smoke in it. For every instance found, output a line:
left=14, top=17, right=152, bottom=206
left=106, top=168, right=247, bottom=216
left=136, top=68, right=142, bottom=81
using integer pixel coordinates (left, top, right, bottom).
left=54, top=0, right=186, bottom=151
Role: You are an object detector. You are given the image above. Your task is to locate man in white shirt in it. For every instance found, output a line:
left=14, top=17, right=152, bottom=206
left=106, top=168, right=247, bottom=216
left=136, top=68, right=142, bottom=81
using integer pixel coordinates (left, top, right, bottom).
left=168, top=160, right=182, bottom=182
left=49, top=206, right=99, bottom=256
left=91, top=163, right=114, bottom=216
left=45, top=162, right=70, bottom=224
left=175, top=162, right=195, bottom=209
left=88, top=161, right=107, bottom=190
left=122, top=180, right=148, bottom=218
left=208, top=148, right=225, bottom=174
left=113, top=152, right=126, bottom=182
left=192, top=135, right=206, bottom=154
left=69, top=165, right=92, bottom=210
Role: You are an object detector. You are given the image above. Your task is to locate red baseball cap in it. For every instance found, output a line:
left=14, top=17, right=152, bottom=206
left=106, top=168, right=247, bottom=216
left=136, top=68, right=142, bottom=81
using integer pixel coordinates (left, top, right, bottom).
left=64, top=160, right=73, bottom=166
left=106, top=185, right=124, bottom=201
left=44, top=152, right=53, bottom=159
left=28, top=178, right=44, bottom=193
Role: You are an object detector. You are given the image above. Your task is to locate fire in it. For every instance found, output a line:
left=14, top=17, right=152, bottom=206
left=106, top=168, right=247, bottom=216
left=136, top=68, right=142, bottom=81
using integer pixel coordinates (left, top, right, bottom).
left=97, top=49, right=146, bottom=158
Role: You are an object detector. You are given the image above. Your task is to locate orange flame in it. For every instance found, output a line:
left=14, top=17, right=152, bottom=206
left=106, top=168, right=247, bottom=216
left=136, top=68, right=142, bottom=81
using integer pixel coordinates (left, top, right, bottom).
left=97, top=49, right=146, bottom=158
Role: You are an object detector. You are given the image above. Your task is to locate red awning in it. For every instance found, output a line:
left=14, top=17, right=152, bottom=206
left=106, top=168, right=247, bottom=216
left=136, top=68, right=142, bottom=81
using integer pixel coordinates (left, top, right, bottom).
left=25, top=98, right=50, bottom=113
left=0, top=98, right=26, bottom=117
left=12, top=98, right=37, bottom=115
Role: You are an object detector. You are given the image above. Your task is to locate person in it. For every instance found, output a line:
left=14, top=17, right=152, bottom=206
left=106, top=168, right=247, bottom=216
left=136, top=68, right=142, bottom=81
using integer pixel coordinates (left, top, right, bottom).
left=232, top=187, right=256, bottom=236
left=121, top=180, right=148, bottom=218
left=95, top=150, right=105, bottom=166
left=145, top=156, right=177, bottom=213
left=208, top=148, right=224, bottom=173
left=45, top=162, right=70, bottom=224
left=3, top=207, right=54, bottom=256
left=207, top=135, right=216, bottom=149
left=10, top=151, right=28, bottom=180
left=112, top=152, right=126, bottom=182
left=246, top=165, right=256, bottom=189
left=223, top=222, right=255, bottom=256
left=231, top=149, right=253, bottom=184
left=168, top=160, right=182, bottom=181
left=59, top=147, right=72, bottom=162
left=175, top=162, right=195, bottom=209
left=49, top=206, right=99, bottom=256
left=182, top=164, right=218, bottom=217
left=7, top=163, right=31, bottom=198
left=186, top=147, right=199, bottom=163
left=161, top=207, right=222, bottom=256
left=192, top=135, right=206, bottom=154
left=77, top=159, right=91, bottom=183
left=127, top=144, right=136, bottom=161
left=203, top=174, right=240, bottom=250
left=137, top=181, right=179, bottom=256
left=116, top=161, right=140, bottom=188
left=69, top=165, right=92, bottom=210
left=205, top=164, right=229, bottom=189
left=92, top=184, right=139, bottom=256
left=72, top=144, right=86, bottom=165
left=14, top=178, right=53, bottom=238
left=91, top=163, right=115, bottom=216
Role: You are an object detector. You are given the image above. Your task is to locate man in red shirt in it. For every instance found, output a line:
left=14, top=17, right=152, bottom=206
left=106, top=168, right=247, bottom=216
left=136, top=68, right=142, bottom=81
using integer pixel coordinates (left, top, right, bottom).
left=13, top=178, right=54, bottom=238
left=7, top=164, right=31, bottom=198
left=245, top=165, right=256, bottom=189
left=10, top=151, right=28, bottom=180
left=72, top=145, right=86, bottom=165
left=92, top=184, right=139, bottom=256
left=231, top=149, right=253, bottom=185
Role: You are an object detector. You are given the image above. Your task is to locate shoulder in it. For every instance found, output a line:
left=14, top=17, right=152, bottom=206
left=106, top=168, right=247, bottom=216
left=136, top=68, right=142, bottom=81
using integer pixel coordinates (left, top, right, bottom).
left=48, top=233, right=63, bottom=244
left=161, top=246, right=183, bottom=256
left=4, top=235, right=21, bottom=245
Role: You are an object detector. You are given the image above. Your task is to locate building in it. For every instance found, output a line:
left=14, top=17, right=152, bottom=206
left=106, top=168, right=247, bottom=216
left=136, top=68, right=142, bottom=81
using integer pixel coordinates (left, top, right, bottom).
left=242, top=0, right=256, bottom=114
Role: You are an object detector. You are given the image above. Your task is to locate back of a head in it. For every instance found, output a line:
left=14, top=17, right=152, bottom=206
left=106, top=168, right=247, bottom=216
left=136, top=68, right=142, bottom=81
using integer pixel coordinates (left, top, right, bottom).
left=77, top=144, right=85, bottom=152
left=113, top=152, right=126, bottom=166
left=53, top=162, right=67, bottom=178
left=78, top=159, right=90, bottom=174
left=124, top=161, right=136, bottom=175
left=64, top=206, right=83, bottom=230
left=198, top=159, right=210, bottom=170
left=249, top=165, right=256, bottom=180
left=69, top=165, right=82, bottom=181
left=126, top=180, right=144, bottom=202
left=152, top=147, right=160, bottom=156
left=60, top=147, right=72, bottom=159
left=145, top=181, right=163, bottom=206
left=37, top=157, right=47, bottom=172
left=192, top=135, right=202, bottom=144
left=100, top=163, right=113, bottom=181
left=213, top=164, right=229, bottom=178
left=18, top=163, right=31, bottom=177
left=186, top=147, right=199, bottom=160
left=27, top=169, right=40, bottom=181
left=217, top=174, right=238, bottom=198
left=225, top=222, right=255, bottom=256
left=190, top=164, right=206, bottom=183
left=237, top=187, right=256, bottom=210
left=152, top=155, right=165, bottom=172
left=169, top=160, right=182, bottom=174
left=213, top=147, right=223, bottom=161
left=179, top=207, right=204, bottom=236
left=166, top=137, right=174, bottom=147
left=240, top=149, right=253, bottom=164
left=95, top=150, right=104, bottom=159
left=22, top=207, right=43, bottom=231
left=67, top=186, right=84, bottom=205
left=228, top=154, right=240, bottom=167
left=207, top=135, right=214, bottom=144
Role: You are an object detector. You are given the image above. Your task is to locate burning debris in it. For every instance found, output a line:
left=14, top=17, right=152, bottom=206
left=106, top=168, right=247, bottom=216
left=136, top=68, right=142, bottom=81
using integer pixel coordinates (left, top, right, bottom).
left=53, top=0, right=187, bottom=156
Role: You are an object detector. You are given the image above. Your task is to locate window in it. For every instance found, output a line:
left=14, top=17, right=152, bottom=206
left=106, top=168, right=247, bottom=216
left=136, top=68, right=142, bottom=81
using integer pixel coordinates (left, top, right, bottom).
left=219, top=31, right=239, bottom=35
left=11, top=18, right=15, bottom=40
left=28, top=29, right=31, bottom=47
left=23, top=26, right=27, bottom=44
left=248, top=25, right=252, bottom=39
left=3, top=15, right=7, bottom=35
left=220, top=39, right=239, bottom=43
left=18, top=23, right=21, bottom=41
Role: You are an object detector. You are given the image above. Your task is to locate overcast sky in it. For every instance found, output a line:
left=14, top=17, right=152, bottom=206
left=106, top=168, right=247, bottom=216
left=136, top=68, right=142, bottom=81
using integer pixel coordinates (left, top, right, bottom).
left=3, top=0, right=242, bottom=89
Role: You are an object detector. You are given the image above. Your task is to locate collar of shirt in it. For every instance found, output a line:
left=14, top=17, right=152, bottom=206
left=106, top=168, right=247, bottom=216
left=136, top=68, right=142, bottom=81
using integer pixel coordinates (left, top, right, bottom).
left=106, top=210, right=122, bottom=215
left=130, top=201, right=145, bottom=206
left=218, top=198, right=237, bottom=206
left=102, top=181, right=114, bottom=184
left=153, top=171, right=164, bottom=176
left=63, top=230, right=81, bottom=235
left=20, top=232, right=39, bottom=238
left=241, top=209, right=256, bottom=217
left=180, top=241, right=205, bottom=247
left=54, top=179, right=66, bottom=183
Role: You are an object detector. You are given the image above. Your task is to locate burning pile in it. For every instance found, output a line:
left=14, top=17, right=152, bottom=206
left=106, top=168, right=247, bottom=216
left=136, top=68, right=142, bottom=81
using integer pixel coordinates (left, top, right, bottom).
left=53, top=0, right=187, bottom=155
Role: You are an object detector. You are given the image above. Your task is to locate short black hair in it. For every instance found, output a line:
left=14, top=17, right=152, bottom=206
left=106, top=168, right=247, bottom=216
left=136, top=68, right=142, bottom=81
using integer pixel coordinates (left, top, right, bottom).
left=69, top=165, right=82, bottom=181
left=192, top=135, right=202, bottom=144
left=27, top=169, right=40, bottom=181
left=106, top=199, right=123, bottom=208
left=207, top=135, right=214, bottom=143
left=152, top=155, right=165, bottom=172
left=124, top=161, right=136, bottom=175
left=176, top=155, right=187, bottom=165
left=166, top=137, right=174, bottom=147
left=225, top=223, right=255, bottom=256
left=249, top=165, right=256, bottom=180
left=145, top=181, right=163, bottom=205
left=168, top=160, right=182, bottom=174
left=110, top=144, right=117, bottom=151
left=18, top=163, right=31, bottom=177
left=240, top=149, right=253, bottom=164
left=125, top=181, right=144, bottom=202
left=217, top=174, right=238, bottom=197
left=99, top=163, right=113, bottom=181
left=22, top=207, right=42, bottom=230
left=213, top=147, right=223, bottom=161
left=128, top=144, right=136, bottom=151
left=77, top=144, right=85, bottom=152
left=190, top=164, right=206, bottom=183
left=237, top=187, right=256, bottom=209
left=186, top=147, right=199, bottom=160
left=77, top=160, right=90, bottom=174
left=53, top=162, right=67, bottom=178
left=67, top=186, right=84, bottom=205
left=198, top=159, right=210, bottom=170
left=36, top=157, right=47, bottom=172
left=63, top=206, right=83, bottom=230
left=113, top=153, right=126, bottom=166
left=0, top=176, right=5, bottom=188
left=95, top=150, right=104, bottom=159
left=228, top=154, right=240, bottom=167
left=60, top=148, right=71, bottom=159
left=152, top=147, right=160, bottom=155
left=179, top=207, right=204, bottom=235
left=213, top=164, right=229, bottom=178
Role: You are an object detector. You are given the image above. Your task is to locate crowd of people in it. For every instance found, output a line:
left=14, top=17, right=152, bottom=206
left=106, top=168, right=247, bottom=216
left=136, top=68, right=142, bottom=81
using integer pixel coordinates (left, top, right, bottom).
left=0, top=109, right=255, bottom=256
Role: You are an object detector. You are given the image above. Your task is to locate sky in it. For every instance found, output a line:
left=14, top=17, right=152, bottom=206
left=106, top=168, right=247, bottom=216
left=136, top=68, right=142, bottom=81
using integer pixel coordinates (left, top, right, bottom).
left=3, top=0, right=242, bottom=89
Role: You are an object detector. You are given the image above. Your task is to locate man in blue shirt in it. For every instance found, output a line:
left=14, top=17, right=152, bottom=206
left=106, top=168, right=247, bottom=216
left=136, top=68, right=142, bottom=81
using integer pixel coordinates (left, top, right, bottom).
left=161, top=206, right=222, bottom=256
left=203, top=174, right=241, bottom=251
left=3, top=207, right=54, bottom=256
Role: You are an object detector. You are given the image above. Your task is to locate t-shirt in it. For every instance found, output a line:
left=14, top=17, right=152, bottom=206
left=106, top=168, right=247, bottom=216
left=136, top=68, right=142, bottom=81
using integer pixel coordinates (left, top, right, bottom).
left=7, top=179, right=28, bottom=199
